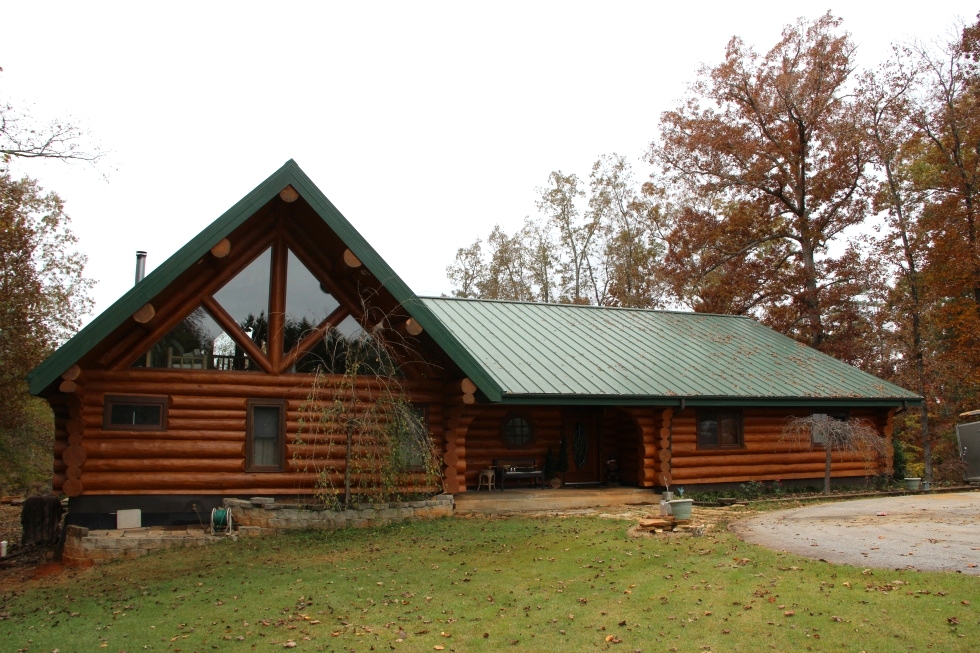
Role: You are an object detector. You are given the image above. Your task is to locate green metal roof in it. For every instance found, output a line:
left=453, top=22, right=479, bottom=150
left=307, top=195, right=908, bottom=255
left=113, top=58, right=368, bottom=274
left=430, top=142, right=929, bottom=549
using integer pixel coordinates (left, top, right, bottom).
left=418, top=297, right=921, bottom=407
left=29, top=161, right=921, bottom=409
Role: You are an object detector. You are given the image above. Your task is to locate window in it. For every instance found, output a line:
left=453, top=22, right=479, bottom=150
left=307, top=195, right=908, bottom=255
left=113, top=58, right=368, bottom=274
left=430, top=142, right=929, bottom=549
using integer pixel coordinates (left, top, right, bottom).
left=247, top=399, right=285, bottom=471
left=501, top=413, right=534, bottom=449
left=104, top=395, right=168, bottom=431
left=697, top=410, right=743, bottom=448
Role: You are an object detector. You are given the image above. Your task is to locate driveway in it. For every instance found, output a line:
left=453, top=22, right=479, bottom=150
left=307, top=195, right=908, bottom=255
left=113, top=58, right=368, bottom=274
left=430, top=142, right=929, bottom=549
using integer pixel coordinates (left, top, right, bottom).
left=730, top=491, right=980, bottom=575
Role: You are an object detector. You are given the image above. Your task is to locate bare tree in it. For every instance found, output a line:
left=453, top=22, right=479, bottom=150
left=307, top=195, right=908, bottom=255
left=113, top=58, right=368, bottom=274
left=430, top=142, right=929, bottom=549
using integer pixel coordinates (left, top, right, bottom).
left=784, top=414, right=889, bottom=494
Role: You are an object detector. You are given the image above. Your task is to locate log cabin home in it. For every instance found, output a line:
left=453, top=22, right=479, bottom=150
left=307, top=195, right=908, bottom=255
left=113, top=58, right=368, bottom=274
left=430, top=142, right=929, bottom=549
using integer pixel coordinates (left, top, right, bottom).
left=28, top=160, right=922, bottom=527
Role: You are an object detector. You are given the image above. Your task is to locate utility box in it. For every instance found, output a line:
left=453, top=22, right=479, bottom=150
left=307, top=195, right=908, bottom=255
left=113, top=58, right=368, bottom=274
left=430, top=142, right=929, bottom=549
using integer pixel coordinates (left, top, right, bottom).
left=116, top=508, right=142, bottom=529
left=955, top=420, right=980, bottom=483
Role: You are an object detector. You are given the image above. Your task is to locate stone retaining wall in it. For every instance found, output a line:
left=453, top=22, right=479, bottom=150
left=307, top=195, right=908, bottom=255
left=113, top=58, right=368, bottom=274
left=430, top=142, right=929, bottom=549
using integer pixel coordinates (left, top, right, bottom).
left=62, top=524, right=223, bottom=567
left=61, top=495, right=454, bottom=565
left=225, top=494, right=454, bottom=535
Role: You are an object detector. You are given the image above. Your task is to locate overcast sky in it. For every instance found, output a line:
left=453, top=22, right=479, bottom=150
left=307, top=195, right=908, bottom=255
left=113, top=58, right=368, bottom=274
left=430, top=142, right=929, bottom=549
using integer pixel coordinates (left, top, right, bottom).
left=2, top=2, right=976, bottom=324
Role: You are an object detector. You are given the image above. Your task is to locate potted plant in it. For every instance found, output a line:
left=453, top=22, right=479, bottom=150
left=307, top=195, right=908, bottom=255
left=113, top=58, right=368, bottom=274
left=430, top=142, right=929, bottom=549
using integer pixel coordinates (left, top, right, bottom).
left=669, top=489, right=694, bottom=520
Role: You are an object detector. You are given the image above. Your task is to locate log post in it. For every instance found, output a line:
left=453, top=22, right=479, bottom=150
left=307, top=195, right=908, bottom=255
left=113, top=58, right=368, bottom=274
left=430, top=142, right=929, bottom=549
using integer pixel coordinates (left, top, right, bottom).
left=279, top=185, right=300, bottom=203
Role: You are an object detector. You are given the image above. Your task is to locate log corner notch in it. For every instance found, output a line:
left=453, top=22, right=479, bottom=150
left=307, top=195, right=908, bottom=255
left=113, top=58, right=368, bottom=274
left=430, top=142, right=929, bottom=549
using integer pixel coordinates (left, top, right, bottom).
left=210, top=238, right=232, bottom=258
left=279, top=185, right=300, bottom=203
left=132, top=302, right=156, bottom=324
left=59, top=366, right=83, bottom=394
left=405, top=318, right=423, bottom=336
left=342, top=249, right=362, bottom=268
left=445, top=378, right=477, bottom=405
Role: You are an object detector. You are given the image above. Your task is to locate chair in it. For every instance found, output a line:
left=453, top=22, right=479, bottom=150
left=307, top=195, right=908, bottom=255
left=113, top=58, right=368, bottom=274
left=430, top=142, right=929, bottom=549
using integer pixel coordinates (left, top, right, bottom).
left=477, top=469, right=496, bottom=491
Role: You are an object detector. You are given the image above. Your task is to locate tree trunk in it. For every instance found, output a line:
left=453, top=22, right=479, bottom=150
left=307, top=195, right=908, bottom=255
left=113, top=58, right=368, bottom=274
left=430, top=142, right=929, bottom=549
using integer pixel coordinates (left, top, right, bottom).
left=824, top=443, right=833, bottom=495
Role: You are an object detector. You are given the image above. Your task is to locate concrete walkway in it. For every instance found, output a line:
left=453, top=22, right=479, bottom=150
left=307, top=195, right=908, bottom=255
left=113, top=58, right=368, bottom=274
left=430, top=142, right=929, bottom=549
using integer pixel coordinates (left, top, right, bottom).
left=730, top=491, right=980, bottom=575
left=454, top=486, right=660, bottom=514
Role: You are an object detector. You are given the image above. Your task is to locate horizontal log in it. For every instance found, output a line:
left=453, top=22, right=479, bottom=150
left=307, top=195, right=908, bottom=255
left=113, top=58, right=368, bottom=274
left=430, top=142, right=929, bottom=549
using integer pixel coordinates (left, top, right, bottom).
left=673, top=469, right=878, bottom=485
left=83, top=439, right=243, bottom=459
left=670, top=461, right=878, bottom=481
left=82, top=429, right=245, bottom=442
left=79, top=471, right=337, bottom=491
left=53, top=473, right=65, bottom=491
left=66, top=419, right=83, bottom=438
left=59, top=380, right=77, bottom=393
left=83, top=458, right=245, bottom=473
left=54, top=460, right=66, bottom=474
left=66, top=465, right=82, bottom=480
left=171, top=396, right=248, bottom=410
left=671, top=451, right=865, bottom=467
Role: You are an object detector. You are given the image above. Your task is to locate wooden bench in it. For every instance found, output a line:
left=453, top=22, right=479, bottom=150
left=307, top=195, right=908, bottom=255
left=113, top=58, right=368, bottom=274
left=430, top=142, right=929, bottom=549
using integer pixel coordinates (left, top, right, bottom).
left=493, top=458, right=544, bottom=490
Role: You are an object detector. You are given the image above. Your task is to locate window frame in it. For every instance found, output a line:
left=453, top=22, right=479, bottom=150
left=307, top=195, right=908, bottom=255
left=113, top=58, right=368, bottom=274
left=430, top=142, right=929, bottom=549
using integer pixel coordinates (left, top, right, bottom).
left=103, top=395, right=169, bottom=431
left=696, top=409, right=744, bottom=449
left=500, top=411, right=535, bottom=449
left=246, top=398, right=287, bottom=472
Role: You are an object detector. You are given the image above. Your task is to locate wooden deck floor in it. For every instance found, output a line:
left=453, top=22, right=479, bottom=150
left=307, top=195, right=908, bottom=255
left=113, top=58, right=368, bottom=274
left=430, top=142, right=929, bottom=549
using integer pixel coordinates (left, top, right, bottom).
left=453, top=486, right=661, bottom=514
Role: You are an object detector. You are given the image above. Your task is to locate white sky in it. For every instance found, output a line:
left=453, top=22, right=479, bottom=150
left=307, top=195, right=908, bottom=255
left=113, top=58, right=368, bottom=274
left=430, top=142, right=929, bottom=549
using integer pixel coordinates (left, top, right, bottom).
left=2, top=2, right=975, bottom=325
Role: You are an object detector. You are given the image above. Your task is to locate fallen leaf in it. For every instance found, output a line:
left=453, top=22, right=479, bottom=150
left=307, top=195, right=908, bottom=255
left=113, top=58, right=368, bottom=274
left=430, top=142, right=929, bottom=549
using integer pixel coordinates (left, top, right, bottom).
left=784, top=611, right=795, bottom=617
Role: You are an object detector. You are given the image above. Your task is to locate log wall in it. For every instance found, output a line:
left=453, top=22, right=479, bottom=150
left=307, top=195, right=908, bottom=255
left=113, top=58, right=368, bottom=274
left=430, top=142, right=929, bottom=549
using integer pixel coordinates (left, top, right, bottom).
left=668, top=407, right=892, bottom=484
left=54, top=368, right=445, bottom=497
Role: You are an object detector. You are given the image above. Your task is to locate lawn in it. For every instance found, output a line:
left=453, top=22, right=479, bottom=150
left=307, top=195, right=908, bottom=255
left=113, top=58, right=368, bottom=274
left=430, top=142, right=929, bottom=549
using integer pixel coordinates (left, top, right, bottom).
left=1, top=512, right=977, bottom=652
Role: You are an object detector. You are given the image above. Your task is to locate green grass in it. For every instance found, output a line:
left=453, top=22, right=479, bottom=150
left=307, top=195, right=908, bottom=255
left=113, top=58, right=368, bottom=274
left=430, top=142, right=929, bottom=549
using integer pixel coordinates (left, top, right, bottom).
left=1, top=514, right=978, bottom=652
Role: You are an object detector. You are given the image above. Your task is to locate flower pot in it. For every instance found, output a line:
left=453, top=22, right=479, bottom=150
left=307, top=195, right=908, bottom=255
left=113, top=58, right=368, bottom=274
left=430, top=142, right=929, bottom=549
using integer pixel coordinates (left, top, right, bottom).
left=921, top=480, right=931, bottom=491
left=904, top=477, right=921, bottom=491
left=668, top=498, right=694, bottom=521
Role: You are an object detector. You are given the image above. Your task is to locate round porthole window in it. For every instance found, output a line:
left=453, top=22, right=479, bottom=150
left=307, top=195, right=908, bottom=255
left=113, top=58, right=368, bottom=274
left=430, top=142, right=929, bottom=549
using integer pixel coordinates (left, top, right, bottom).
left=501, top=414, right=534, bottom=448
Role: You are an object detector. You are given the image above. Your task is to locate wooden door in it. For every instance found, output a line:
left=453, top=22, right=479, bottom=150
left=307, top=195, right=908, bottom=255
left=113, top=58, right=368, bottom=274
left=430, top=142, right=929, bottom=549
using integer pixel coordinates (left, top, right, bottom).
left=562, top=408, right=601, bottom=484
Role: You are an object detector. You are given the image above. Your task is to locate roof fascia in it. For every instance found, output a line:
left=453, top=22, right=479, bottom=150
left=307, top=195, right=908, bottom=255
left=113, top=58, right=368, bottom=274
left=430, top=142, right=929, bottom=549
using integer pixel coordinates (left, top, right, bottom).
left=496, top=395, right=921, bottom=408
left=284, top=173, right=504, bottom=401
left=29, top=160, right=505, bottom=401
left=29, top=161, right=303, bottom=395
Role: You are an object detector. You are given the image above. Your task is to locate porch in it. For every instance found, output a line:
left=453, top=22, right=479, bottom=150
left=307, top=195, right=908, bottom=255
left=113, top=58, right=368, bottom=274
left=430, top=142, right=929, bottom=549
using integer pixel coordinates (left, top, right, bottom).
left=453, top=486, right=661, bottom=515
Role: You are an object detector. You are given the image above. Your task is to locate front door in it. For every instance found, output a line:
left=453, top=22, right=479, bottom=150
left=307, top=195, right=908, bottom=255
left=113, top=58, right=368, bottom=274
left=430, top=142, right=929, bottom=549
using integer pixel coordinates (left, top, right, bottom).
left=562, top=409, right=601, bottom=484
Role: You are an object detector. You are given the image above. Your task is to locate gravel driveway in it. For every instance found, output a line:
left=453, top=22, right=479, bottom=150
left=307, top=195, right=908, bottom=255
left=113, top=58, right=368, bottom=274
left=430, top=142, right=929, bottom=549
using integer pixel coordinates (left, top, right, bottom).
left=730, top=491, right=980, bottom=575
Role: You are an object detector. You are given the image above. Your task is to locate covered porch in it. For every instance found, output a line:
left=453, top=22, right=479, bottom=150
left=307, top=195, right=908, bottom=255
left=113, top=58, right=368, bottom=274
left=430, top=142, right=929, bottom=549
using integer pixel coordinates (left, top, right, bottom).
left=453, top=486, right=661, bottom=515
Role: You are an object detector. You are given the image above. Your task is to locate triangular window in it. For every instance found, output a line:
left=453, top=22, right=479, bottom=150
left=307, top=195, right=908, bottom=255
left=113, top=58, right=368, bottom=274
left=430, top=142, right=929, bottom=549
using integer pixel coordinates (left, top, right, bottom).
left=132, top=306, right=263, bottom=371
left=214, top=247, right=272, bottom=350
left=283, top=249, right=341, bottom=355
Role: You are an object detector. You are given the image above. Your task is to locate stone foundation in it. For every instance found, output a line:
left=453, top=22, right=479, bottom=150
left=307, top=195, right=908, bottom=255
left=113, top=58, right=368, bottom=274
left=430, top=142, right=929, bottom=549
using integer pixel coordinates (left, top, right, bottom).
left=225, top=494, right=454, bottom=535
left=60, top=495, right=455, bottom=565
left=62, top=524, right=224, bottom=567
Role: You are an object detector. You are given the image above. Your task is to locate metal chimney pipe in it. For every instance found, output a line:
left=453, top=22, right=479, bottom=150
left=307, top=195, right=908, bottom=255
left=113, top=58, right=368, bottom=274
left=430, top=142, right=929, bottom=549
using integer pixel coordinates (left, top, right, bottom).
left=135, top=251, right=147, bottom=284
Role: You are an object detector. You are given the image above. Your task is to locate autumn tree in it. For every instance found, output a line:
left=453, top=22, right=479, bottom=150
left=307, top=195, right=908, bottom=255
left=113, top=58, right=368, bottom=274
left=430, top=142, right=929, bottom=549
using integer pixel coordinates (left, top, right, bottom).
left=0, top=72, right=98, bottom=493
left=588, top=154, right=665, bottom=308
left=649, top=13, right=872, bottom=363
left=857, top=54, right=940, bottom=481
left=783, top=414, right=888, bottom=494
left=447, top=156, right=664, bottom=307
